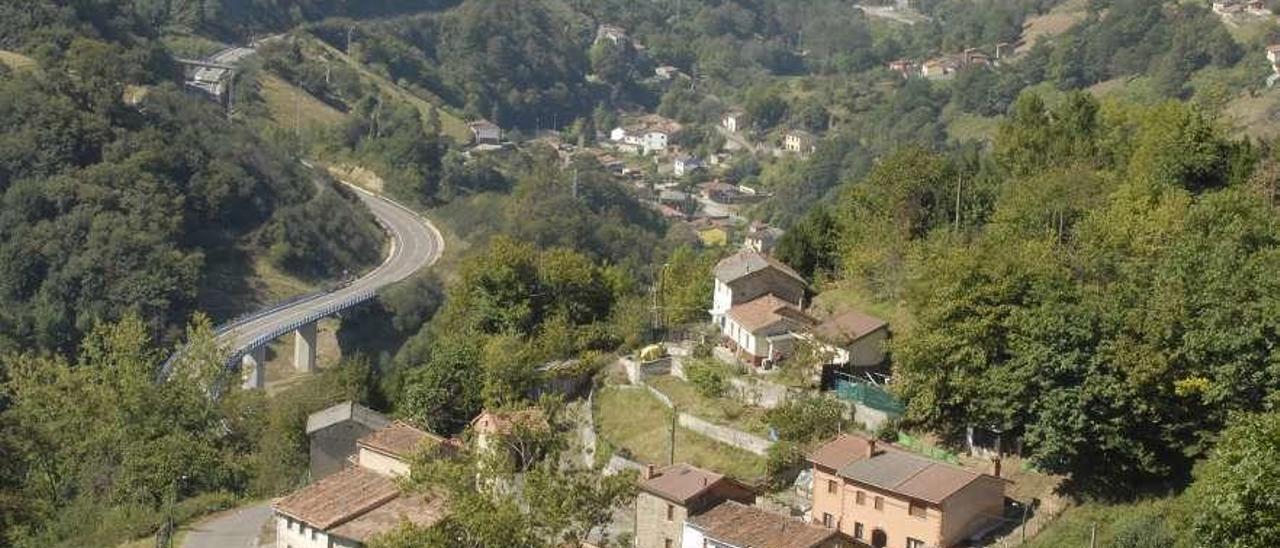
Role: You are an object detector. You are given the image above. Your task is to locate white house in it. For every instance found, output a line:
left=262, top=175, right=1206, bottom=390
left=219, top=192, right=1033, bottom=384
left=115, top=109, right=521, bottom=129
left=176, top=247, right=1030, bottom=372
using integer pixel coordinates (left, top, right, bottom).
left=674, top=155, right=704, bottom=177
left=743, top=222, right=784, bottom=253
left=722, top=294, right=815, bottom=368
left=272, top=421, right=451, bottom=548
left=711, top=250, right=807, bottom=324
left=722, top=110, right=746, bottom=133
left=610, top=115, right=681, bottom=155
left=783, top=130, right=817, bottom=155
left=468, top=119, right=502, bottom=144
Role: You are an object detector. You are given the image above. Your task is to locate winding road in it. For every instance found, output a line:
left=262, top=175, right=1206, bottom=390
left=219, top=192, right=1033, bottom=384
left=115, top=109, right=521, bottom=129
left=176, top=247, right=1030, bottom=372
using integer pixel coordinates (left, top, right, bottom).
left=217, top=176, right=443, bottom=359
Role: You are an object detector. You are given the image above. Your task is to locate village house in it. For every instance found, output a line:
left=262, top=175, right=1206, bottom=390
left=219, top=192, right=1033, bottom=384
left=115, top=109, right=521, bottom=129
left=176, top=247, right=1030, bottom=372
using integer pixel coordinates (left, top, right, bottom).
left=636, top=463, right=756, bottom=548
left=784, top=129, right=818, bottom=155
left=610, top=115, right=681, bottom=155
left=683, top=501, right=862, bottom=548
left=673, top=155, right=705, bottom=177
left=655, top=65, right=683, bottom=81
left=743, top=221, right=784, bottom=253
left=921, top=57, right=962, bottom=80
left=887, top=59, right=916, bottom=79
left=808, top=309, right=890, bottom=369
left=1268, top=44, right=1280, bottom=67
left=698, top=180, right=741, bottom=204
left=595, top=24, right=630, bottom=46
left=469, top=408, right=550, bottom=464
left=468, top=119, right=502, bottom=144
left=273, top=421, right=450, bottom=548
left=809, top=435, right=1008, bottom=548
left=722, top=109, right=746, bottom=133
left=306, top=401, right=390, bottom=479
left=711, top=249, right=808, bottom=327
left=721, top=293, right=817, bottom=369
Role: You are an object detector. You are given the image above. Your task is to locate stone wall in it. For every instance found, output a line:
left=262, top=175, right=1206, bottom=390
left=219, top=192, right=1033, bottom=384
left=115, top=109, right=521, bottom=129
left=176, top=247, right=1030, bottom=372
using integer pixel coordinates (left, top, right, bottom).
left=677, top=413, right=773, bottom=456
left=728, top=376, right=792, bottom=409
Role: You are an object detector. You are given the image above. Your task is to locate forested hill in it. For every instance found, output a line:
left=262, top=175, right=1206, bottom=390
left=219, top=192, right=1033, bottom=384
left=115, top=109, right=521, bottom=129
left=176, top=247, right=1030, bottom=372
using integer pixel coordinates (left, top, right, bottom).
left=0, top=2, right=383, bottom=355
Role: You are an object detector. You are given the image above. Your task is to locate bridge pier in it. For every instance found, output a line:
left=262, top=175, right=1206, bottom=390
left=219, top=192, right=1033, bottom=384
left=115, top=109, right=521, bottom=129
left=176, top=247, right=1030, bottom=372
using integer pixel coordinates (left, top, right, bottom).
left=294, top=322, right=317, bottom=372
left=241, top=346, right=267, bottom=390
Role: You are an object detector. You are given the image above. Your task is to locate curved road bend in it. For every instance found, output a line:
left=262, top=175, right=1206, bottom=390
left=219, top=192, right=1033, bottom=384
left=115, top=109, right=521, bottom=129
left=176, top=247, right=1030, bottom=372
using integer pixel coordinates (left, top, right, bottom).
left=219, top=180, right=444, bottom=365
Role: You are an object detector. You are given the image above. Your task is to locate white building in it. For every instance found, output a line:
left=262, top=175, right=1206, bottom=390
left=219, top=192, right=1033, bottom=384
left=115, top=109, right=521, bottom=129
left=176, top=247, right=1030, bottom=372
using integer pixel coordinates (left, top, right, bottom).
left=711, top=250, right=810, bottom=369
left=722, top=110, right=746, bottom=133
left=272, top=421, right=452, bottom=548
left=674, top=155, right=704, bottom=177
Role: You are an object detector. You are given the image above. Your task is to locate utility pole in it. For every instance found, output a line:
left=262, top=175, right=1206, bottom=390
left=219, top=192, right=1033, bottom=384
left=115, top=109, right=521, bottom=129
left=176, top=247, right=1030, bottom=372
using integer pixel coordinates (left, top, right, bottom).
left=1089, top=523, right=1097, bottom=548
left=572, top=168, right=580, bottom=199
left=347, top=25, right=355, bottom=53
left=669, top=406, right=677, bottom=465
left=954, top=174, right=962, bottom=231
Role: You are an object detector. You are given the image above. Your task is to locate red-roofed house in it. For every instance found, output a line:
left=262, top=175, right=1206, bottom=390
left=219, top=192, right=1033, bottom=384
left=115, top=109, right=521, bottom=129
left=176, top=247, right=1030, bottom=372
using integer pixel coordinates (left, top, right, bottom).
left=809, top=435, right=1007, bottom=548
left=808, top=309, right=890, bottom=368
left=636, top=463, right=756, bottom=548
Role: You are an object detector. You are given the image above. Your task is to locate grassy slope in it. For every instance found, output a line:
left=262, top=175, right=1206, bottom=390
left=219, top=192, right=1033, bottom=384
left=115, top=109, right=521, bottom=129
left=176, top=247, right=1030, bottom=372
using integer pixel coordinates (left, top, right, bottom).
left=1017, top=0, right=1088, bottom=55
left=303, top=34, right=471, bottom=141
left=647, top=375, right=770, bottom=436
left=259, top=71, right=347, bottom=129
left=594, top=386, right=767, bottom=480
left=0, top=49, right=37, bottom=71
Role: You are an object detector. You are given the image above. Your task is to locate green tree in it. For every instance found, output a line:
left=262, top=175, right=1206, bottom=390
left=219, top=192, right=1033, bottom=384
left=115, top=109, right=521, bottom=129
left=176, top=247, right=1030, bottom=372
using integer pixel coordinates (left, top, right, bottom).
left=1186, top=412, right=1280, bottom=547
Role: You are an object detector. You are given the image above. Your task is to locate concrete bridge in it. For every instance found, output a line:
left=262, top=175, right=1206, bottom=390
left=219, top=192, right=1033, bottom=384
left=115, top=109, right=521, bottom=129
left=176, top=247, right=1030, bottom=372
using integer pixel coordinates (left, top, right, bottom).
left=162, top=175, right=443, bottom=389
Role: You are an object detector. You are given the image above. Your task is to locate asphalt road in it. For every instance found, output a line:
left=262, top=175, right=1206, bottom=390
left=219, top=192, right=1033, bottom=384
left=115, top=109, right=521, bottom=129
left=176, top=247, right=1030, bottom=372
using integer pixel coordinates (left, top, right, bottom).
left=218, top=179, right=444, bottom=354
left=181, top=503, right=272, bottom=548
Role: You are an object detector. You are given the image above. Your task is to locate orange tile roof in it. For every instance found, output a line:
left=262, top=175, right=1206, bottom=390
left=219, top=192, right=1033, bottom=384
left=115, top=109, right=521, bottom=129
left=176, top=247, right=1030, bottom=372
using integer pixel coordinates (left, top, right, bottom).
left=357, top=421, right=441, bottom=460
left=727, top=294, right=815, bottom=334
left=470, top=408, right=549, bottom=436
left=640, top=463, right=731, bottom=505
left=808, top=434, right=875, bottom=471
left=689, top=501, right=848, bottom=548
left=328, top=493, right=447, bottom=543
left=812, top=310, right=888, bottom=346
left=273, top=466, right=398, bottom=529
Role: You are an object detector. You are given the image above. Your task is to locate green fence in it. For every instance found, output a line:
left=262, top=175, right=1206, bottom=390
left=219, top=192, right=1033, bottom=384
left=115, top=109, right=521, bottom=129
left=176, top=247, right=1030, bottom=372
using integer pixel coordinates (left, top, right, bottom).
left=834, top=379, right=906, bottom=416
left=895, top=432, right=960, bottom=464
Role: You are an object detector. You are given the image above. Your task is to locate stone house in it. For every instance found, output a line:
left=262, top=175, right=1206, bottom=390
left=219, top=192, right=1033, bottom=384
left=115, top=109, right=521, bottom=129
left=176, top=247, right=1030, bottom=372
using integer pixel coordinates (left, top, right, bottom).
left=722, top=109, right=746, bottom=133
left=306, top=401, right=390, bottom=479
left=635, top=463, right=756, bottom=548
left=683, top=501, right=862, bottom=548
left=784, top=130, right=818, bottom=155
left=808, top=435, right=1007, bottom=548
left=468, top=119, right=502, bottom=144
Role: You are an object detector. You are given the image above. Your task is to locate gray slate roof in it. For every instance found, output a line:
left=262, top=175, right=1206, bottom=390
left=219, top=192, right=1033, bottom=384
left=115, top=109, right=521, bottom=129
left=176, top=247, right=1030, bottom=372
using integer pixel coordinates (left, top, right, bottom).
left=713, top=250, right=806, bottom=286
left=838, top=450, right=983, bottom=505
left=306, top=401, right=391, bottom=435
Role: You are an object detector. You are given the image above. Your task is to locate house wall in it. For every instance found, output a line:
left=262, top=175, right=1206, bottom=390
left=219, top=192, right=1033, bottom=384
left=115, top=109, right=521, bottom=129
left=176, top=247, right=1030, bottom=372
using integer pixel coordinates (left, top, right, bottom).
left=848, top=329, right=889, bottom=368
left=938, top=476, right=1005, bottom=547
left=643, top=132, right=669, bottom=153
left=812, top=468, right=946, bottom=547
left=357, top=447, right=410, bottom=477
left=310, top=421, right=380, bottom=480
left=636, top=492, right=688, bottom=548
left=275, top=514, right=357, bottom=548
left=680, top=522, right=706, bottom=548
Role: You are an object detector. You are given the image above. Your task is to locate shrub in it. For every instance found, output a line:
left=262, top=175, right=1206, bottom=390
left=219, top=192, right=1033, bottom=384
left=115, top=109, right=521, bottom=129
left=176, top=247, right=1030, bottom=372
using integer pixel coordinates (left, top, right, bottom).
left=686, top=361, right=728, bottom=398
left=765, top=441, right=805, bottom=490
left=766, top=395, right=846, bottom=443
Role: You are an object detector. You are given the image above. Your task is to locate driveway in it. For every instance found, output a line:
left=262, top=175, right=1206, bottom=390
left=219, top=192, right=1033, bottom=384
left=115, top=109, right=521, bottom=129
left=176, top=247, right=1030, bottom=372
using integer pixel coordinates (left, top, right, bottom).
left=182, top=503, right=272, bottom=548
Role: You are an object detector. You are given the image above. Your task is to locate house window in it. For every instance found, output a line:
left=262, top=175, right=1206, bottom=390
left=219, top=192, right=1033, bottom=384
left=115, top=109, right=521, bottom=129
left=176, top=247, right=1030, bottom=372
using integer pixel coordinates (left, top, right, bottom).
left=822, top=512, right=834, bottom=528
left=667, top=504, right=675, bottom=521
left=906, top=538, right=925, bottom=548
left=855, top=491, right=866, bottom=505
left=664, top=539, right=673, bottom=548
left=854, top=522, right=864, bottom=539
left=827, top=479, right=838, bottom=494
left=874, top=496, right=884, bottom=511
left=909, top=502, right=927, bottom=518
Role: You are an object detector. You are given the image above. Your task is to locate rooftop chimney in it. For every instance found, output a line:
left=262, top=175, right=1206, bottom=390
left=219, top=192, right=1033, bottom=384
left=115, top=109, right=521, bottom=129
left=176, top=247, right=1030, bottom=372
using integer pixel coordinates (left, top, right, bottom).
left=992, top=458, right=1002, bottom=479
left=867, top=439, right=877, bottom=459
left=645, top=465, right=657, bottom=480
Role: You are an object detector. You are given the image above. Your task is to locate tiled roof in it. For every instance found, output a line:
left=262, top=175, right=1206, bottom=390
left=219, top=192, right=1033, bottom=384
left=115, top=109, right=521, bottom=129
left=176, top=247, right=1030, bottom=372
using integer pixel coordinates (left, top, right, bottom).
left=838, top=448, right=987, bottom=505
left=640, top=463, right=729, bottom=505
left=689, top=501, right=847, bottom=548
left=811, top=310, right=889, bottom=346
left=357, top=421, right=441, bottom=460
left=306, top=401, right=390, bottom=435
left=470, top=408, right=549, bottom=436
left=809, top=434, right=875, bottom=471
left=727, top=294, right=814, bottom=334
left=328, top=493, right=447, bottom=543
left=272, top=466, right=399, bottom=529
left=714, top=250, right=806, bottom=286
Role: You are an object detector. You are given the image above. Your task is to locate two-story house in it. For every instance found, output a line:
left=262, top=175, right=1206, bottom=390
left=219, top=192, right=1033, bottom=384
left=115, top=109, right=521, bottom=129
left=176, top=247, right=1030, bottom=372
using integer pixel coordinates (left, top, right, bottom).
left=468, top=119, right=502, bottom=144
left=784, top=130, right=818, bottom=155
left=273, top=421, right=452, bottom=548
left=711, top=250, right=809, bottom=367
left=683, top=500, right=862, bottom=548
left=809, top=435, right=1007, bottom=548
left=636, top=463, right=756, bottom=548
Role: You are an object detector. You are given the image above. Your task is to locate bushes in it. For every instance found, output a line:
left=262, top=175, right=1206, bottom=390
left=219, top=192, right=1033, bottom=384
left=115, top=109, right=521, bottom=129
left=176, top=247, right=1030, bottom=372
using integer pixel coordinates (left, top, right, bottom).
left=685, top=360, right=730, bottom=399
left=765, top=395, right=846, bottom=443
